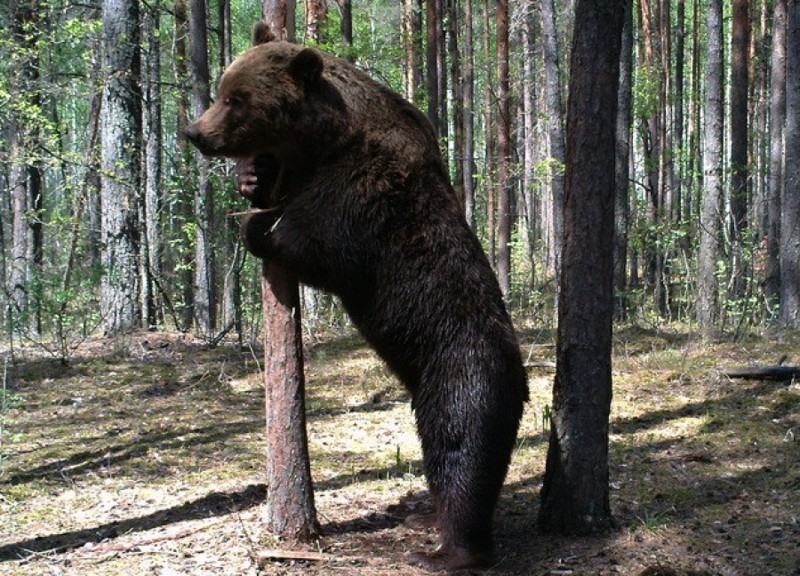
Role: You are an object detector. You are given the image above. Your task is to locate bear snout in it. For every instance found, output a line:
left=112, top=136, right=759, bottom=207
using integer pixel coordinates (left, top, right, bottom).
left=183, top=124, right=203, bottom=147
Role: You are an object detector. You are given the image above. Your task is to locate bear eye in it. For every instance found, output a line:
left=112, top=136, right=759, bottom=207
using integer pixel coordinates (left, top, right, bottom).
left=224, top=95, right=244, bottom=107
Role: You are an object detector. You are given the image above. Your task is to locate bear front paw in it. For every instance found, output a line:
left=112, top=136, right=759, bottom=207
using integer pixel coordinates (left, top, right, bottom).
left=240, top=210, right=281, bottom=259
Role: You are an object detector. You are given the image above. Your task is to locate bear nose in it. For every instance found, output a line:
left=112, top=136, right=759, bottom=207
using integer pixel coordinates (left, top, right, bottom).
left=183, top=124, right=201, bottom=144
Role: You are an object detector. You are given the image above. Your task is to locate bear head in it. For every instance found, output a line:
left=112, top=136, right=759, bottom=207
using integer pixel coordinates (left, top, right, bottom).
left=184, top=21, right=325, bottom=159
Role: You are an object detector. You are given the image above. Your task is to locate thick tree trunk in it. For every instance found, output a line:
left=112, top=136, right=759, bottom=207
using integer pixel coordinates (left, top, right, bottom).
left=100, top=0, right=142, bottom=334
left=402, top=0, right=423, bottom=105
left=767, top=0, right=787, bottom=303
left=538, top=0, right=625, bottom=536
left=781, top=0, right=800, bottom=326
left=698, top=0, right=724, bottom=330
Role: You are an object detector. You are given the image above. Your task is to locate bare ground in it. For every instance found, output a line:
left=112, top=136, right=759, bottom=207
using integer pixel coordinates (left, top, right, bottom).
left=1, top=325, right=799, bottom=576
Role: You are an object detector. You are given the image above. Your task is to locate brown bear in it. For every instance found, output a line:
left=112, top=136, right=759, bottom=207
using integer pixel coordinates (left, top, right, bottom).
left=184, top=22, right=528, bottom=572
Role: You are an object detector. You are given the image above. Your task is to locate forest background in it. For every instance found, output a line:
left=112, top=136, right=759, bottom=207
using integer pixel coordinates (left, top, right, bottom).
left=2, top=0, right=799, bottom=356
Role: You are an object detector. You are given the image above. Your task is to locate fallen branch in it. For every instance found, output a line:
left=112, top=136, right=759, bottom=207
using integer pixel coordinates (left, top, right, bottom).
left=721, top=365, right=800, bottom=381
left=524, top=361, right=557, bottom=369
left=228, top=206, right=282, bottom=217
left=257, top=548, right=338, bottom=563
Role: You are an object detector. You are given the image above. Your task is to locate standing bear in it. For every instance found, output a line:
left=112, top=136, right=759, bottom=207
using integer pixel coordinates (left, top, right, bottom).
left=185, top=22, right=528, bottom=572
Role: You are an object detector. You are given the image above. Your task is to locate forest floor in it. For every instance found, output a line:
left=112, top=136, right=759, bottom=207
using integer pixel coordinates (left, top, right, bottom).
left=1, top=322, right=799, bottom=576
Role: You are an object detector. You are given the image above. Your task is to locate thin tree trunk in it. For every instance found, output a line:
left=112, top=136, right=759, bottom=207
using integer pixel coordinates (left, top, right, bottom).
left=402, top=0, right=423, bottom=105
left=698, top=0, right=724, bottom=329
left=448, top=0, right=464, bottom=207
left=100, top=0, right=142, bottom=335
left=767, top=0, right=787, bottom=303
left=482, top=0, right=496, bottom=267
left=258, top=0, right=320, bottom=542
left=190, top=0, right=216, bottom=337
left=781, top=0, right=800, bottom=326
left=175, top=0, right=194, bottom=331
left=142, top=0, right=162, bottom=329
left=305, top=0, right=327, bottom=44
left=730, top=0, right=750, bottom=298
left=614, top=0, right=633, bottom=320
left=538, top=0, right=625, bottom=536
left=335, top=0, right=353, bottom=57
left=496, top=0, right=511, bottom=298
left=521, top=8, right=537, bottom=289
left=426, top=0, right=441, bottom=134
left=541, top=0, right=565, bottom=285
left=462, top=0, right=476, bottom=228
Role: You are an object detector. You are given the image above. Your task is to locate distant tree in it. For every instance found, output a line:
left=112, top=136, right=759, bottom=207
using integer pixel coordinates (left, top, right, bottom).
left=189, top=0, right=216, bottom=336
left=462, top=0, right=476, bottom=228
left=729, top=0, right=750, bottom=297
left=540, top=0, right=566, bottom=287
left=8, top=0, right=43, bottom=338
left=496, top=0, right=512, bottom=298
left=305, top=0, right=327, bottom=44
left=100, top=0, right=142, bottom=334
left=614, top=0, right=633, bottom=320
left=141, top=0, right=163, bottom=329
left=538, top=0, right=626, bottom=535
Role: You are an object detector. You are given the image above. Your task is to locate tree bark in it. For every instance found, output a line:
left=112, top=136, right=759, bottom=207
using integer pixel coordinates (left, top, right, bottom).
left=541, top=0, right=566, bottom=285
left=142, top=0, right=163, bottom=329
left=698, top=0, right=724, bottom=330
left=614, top=0, right=633, bottom=320
left=767, top=0, right=787, bottom=303
left=261, top=263, right=319, bottom=541
left=189, top=0, right=217, bottom=337
left=258, top=0, right=320, bottom=543
left=402, top=0, right=423, bottom=105
left=305, top=0, right=327, bottom=44
left=781, top=0, right=800, bottom=327
left=462, top=0, right=476, bottom=228
left=538, top=0, right=625, bottom=536
left=730, top=0, right=750, bottom=298
left=100, top=0, right=142, bottom=335
left=496, top=0, right=512, bottom=298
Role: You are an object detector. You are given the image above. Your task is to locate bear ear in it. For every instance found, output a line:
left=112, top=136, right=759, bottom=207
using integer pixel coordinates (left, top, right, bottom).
left=288, top=48, right=324, bottom=85
left=252, top=21, right=276, bottom=46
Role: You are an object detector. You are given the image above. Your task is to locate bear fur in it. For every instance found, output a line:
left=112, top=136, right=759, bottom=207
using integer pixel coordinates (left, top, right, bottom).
left=185, top=22, right=528, bottom=572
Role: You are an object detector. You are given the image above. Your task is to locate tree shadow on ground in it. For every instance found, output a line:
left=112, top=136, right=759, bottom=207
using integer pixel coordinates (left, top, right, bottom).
left=3, top=417, right=262, bottom=485
left=0, top=483, right=267, bottom=561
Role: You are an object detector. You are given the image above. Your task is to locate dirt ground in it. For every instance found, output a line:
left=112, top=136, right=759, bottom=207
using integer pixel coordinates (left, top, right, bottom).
left=1, top=325, right=798, bottom=575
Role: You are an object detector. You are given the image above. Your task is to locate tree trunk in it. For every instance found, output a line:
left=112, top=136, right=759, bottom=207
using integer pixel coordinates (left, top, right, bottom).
left=781, top=0, right=800, bottom=327
left=462, top=0, right=476, bottom=228
left=142, top=0, right=163, bottom=329
left=100, top=0, right=142, bottom=335
left=190, top=0, right=217, bottom=337
left=426, top=0, right=441, bottom=134
left=335, top=0, right=353, bottom=55
left=402, top=0, right=423, bottom=105
left=259, top=0, right=320, bottom=543
left=698, top=0, right=724, bottom=330
left=448, top=0, right=465, bottom=208
left=305, top=0, right=327, bottom=44
left=614, top=0, right=633, bottom=320
left=496, top=0, right=512, bottom=298
left=8, top=0, right=43, bottom=338
left=175, top=0, right=194, bottom=331
left=541, top=0, right=566, bottom=285
left=767, top=0, right=787, bottom=303
left=521, top=8, right=537, bottom=289
left=538, top=0, right=625, bottom=536
left=729, top=0, right=750, bottom=298
left=482, top=0, right=496, bottom=267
